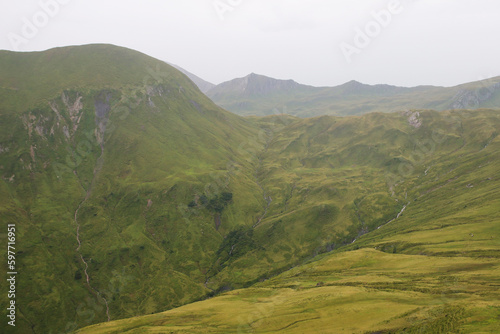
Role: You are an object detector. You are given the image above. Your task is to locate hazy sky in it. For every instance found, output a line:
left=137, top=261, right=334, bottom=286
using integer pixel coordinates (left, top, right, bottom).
left=1, top=0, right=499, bottom=87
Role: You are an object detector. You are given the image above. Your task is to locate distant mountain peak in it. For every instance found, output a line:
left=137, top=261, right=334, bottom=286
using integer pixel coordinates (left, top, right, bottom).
left=245, top=72, right=297, bottom=83
left=345, top=79, right=363, bottom=85
left=207, top=73, right=303, bottom=98
left=205, top=71, right=500, bottom=117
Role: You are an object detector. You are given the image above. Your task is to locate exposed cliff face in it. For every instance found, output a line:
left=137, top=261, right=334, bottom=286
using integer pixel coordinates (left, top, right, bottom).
left=94, top=91, right=112, bottom=146
left=449, top=82, right=500, bottom=109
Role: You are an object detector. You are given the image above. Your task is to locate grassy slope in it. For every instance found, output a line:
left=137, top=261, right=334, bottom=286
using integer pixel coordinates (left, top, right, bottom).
left=0, top=45, right=266, bottom=333
left=77, top=249, right=500, bottom=333
left=79, top=109, right=500, bottom=333
left=207, top=110, right=499, bottom=284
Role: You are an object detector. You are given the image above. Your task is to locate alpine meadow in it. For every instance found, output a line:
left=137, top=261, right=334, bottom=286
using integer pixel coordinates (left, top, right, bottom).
left=0, top=44, right=499, bottom=334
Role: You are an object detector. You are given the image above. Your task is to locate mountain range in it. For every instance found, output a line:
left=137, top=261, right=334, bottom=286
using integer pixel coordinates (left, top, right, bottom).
left=0, top=44, right=499, bottom=334
left=201, top=72, right=500, bottom=117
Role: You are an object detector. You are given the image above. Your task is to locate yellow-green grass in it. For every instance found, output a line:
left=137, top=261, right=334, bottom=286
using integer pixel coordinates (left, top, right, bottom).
left=78, top=248, right=500, bottom=333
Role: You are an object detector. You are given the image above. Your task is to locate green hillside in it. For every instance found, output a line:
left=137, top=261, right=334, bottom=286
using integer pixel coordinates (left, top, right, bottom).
left=0, top=44, right=265, bottom=333
left=207, top=73, right=500, bottom=117
left=77, top=249, right=500, bottom=333
left=1, top=45, right=499, bottom=334
left=79, top=109, right=500, bottom=333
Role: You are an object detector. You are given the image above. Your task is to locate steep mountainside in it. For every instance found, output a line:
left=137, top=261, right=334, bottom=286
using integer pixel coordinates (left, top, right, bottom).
left=0, top=44, right=264, bottom=333
left=207, top=73, right=500, bottom=117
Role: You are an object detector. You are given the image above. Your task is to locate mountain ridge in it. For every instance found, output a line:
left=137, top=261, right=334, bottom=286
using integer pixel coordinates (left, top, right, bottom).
left=204, top=72, right=500, bottom=117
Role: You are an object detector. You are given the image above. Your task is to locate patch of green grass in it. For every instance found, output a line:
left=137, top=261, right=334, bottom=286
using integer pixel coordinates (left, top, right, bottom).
left=77, top=249, right=500, bottom=333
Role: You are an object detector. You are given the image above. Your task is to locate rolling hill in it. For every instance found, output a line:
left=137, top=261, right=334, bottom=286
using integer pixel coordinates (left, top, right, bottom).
left=206, top=73, right=500, bottom=117
left=0, top=44, right=499, bottom=333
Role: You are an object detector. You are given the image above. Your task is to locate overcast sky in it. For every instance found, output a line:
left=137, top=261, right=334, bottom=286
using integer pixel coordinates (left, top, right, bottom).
left=1, top=0, right=499, bottom=87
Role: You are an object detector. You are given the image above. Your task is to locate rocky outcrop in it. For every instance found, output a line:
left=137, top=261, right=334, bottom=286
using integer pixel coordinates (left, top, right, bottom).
left=403, top=110, right=422, bottom=129
left=94, top=91, right=112, bottom=146
left=48, top=91, right=85, bottom=140
left=450, top=82, right=500, bottom=109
